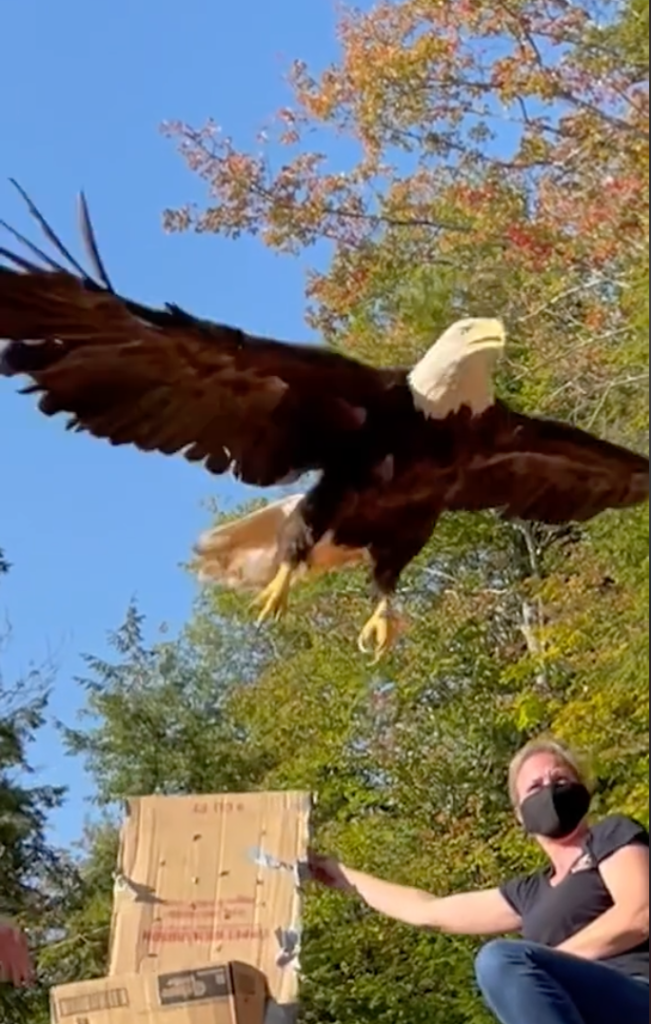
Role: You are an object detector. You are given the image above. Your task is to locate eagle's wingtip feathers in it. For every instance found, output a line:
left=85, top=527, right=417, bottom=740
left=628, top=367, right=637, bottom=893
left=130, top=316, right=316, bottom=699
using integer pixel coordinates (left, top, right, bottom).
left=0, top=341, right=23, bottom=377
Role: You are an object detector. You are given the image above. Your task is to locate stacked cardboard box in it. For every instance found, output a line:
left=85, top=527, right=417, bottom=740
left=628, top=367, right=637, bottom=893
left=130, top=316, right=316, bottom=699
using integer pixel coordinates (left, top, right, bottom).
left=50, top=792, right=312, bottom=1024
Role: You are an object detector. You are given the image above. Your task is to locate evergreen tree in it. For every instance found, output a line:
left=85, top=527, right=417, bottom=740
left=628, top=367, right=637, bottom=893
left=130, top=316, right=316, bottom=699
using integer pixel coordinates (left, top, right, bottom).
left=0, top=558, right=69, bottom=1023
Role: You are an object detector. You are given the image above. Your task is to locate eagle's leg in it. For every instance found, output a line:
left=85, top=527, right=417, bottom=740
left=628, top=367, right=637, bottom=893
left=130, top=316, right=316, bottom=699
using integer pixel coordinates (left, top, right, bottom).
left=358, top=524, right=437, bottom=663
left=358, top=546, right=402, bottom=663
left=251, top=562, right=294, bottom=624
left=357, top=596, right=396, bottom=665
left=252, top=479, right=344, bottom=626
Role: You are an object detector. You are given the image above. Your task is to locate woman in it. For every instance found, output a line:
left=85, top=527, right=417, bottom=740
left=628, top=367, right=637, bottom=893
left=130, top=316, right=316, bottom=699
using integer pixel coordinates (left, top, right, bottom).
left=309, top=737, right=649, bottom=1024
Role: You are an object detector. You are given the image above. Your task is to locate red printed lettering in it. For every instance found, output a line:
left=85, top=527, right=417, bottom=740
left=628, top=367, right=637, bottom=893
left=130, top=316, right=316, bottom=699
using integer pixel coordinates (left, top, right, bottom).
left=165, top=906, right=250, bottom=921
left=143, top=925, right=270, bottom=944
left=151, top=899, right=256, bottom=924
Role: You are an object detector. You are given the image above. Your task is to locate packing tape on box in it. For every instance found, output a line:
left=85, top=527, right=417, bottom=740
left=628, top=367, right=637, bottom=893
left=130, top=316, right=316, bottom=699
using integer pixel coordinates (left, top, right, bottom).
left=248, top=847, right=310, bottom=888
left=112, top=871, right=164, bottom=904
left=249, top=847, right=304, bottom=972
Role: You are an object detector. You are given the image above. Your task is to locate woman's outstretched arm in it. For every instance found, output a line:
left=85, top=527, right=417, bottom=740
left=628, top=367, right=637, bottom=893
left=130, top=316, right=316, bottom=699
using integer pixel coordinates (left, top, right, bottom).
left=309, top=853, right=521, bottom=935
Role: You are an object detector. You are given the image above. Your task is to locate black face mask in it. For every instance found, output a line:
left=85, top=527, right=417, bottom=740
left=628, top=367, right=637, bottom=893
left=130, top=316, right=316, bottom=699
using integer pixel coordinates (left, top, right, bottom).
left=520, top=779, right=591, bottom=839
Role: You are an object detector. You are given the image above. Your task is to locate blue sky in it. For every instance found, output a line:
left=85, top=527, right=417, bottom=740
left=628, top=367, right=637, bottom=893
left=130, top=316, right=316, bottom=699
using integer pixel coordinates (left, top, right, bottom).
left=1, top=0, right=346, bottom=848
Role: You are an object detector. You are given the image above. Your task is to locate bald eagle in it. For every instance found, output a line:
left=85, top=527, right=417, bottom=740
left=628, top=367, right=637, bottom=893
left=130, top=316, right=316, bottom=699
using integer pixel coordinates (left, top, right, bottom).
left=1, top=184, right=648, bottom=661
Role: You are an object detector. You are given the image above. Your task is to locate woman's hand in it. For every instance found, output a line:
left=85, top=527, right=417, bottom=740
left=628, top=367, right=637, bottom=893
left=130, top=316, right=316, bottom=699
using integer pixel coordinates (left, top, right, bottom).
left=307, top=850, right=353, bottom=892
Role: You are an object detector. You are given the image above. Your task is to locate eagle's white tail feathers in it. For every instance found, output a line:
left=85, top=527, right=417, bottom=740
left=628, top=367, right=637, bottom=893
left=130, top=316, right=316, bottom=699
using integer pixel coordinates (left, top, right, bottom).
left=193, top=495, right=367, bottom=591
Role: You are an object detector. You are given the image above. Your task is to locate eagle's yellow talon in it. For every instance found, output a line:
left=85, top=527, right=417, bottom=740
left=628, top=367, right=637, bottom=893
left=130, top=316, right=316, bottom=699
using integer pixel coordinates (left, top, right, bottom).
left=250, top=563, right=294, bottom=624
left=357, top=598, right=395, bottom=664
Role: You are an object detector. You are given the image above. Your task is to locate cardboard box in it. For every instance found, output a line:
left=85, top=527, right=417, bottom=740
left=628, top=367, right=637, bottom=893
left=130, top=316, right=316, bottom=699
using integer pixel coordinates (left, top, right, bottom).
left=108, top=791, right=311, bottom=1014
left=49, top=962, right=266, bottom=1024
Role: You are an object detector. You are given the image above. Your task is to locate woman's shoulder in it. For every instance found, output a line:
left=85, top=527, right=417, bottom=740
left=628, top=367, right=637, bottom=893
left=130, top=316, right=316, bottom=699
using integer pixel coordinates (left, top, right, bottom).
left=587, top=813, right=649, bottom=862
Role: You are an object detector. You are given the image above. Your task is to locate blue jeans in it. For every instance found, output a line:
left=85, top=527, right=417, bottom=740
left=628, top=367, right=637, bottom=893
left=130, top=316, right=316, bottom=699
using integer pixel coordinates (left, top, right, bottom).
left=475, top=939, right=649, bottom=1024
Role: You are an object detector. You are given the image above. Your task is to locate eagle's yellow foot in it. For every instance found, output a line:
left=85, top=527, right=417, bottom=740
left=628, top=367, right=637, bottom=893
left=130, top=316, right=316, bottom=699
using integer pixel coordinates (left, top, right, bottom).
left=357, top=598, right=396, bottom=665
left=251, top=563, right=294, bottom=624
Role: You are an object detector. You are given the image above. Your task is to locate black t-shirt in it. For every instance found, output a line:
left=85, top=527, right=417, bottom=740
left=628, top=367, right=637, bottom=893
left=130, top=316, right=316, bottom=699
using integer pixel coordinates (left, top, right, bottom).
left=500, top=814, right=649, bottom=980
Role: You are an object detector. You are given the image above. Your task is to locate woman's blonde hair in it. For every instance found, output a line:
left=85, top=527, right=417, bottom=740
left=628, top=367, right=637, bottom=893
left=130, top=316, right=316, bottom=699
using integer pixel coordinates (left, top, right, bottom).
left=508, top=736, right=593, bottom=808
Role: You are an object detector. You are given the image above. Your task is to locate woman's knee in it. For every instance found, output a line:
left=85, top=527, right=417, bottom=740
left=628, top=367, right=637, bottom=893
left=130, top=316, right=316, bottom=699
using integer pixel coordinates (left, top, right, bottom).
left=475, top=939, right=526, bottom=991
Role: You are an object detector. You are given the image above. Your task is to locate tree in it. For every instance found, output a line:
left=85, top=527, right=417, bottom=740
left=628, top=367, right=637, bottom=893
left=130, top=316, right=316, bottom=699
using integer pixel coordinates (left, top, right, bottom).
left=62, top=600, right=275, bottom=804
left=0, top=559, right=70, bottom=1023
left=163, top=0, right=647, bottom=403
left=36, top=822, right=118, bottom=991
left=160, top=0, right=648, bottom=792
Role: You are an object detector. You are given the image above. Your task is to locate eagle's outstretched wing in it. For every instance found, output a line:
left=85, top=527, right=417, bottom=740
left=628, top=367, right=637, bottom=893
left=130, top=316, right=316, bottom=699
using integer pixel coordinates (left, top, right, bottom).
left=445, top=402, right=649, bottom=522
left=0, top=183, right=401, bottom=486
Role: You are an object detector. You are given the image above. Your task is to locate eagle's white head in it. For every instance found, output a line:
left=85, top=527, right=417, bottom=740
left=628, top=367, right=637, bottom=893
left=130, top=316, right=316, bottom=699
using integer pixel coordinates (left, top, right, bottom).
left=408, top=316, right=506, bottom=420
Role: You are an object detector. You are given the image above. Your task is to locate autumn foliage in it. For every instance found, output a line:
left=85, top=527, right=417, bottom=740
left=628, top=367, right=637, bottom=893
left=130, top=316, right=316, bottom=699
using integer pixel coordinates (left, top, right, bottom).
left=163, top=0, right=648, bottom=398
left=160, top=0, right=649, bottom=764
